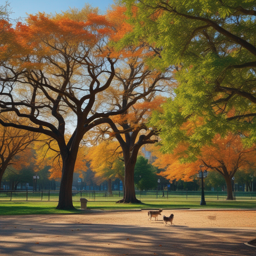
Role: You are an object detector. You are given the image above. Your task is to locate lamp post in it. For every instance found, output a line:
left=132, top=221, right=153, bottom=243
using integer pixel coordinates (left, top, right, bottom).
left=197, top=165, right=207, bottom=205
left=33, top=175, right=39, bottom=192
left=232, top=176, right=235, bottom=199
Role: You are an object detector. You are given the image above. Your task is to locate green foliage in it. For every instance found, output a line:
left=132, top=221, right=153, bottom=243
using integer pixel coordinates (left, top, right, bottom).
left=134, top=156, right=157, bottom=190
left=121, top=0, right=256, bottom=154
left=235, top=169, right=255, bottom=191
left=205, top=171, right=226, bottom=191
left=3, top=166, right=34, bottom=187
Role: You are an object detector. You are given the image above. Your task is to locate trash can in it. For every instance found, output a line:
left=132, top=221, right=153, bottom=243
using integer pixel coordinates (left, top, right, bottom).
left=80, top=198, right=88, bottom=210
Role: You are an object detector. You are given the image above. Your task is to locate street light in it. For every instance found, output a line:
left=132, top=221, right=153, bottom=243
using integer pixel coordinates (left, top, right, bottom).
left=232, top=176, right=235, bottom=199
left=197, top=165, right=207, bottom=205
left=33, top=175, right=39, bottom=192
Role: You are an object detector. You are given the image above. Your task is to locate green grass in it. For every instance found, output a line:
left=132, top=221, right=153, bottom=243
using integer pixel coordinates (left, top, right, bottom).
left=0, top=199, right=255, bottom=215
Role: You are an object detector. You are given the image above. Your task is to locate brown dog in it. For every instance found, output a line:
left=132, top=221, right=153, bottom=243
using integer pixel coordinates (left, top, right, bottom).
left=148, top=209, right=162, bottom=220
left=163, top=214, right=174, bottom=225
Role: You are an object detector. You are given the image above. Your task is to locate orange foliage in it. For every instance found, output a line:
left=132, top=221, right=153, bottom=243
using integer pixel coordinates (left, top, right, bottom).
left=34, top=135, right=88, bottom=180
left=0, top=125, right=37, bottom=177
left=107, top=6, right=133, bottom=42
left=152, top=133, right=256, bottom=182
left=2, top=12, right=115, bottom=70
left=110, top=96, right=166, bottom=129
left=86, top=140, right=123, bottom=181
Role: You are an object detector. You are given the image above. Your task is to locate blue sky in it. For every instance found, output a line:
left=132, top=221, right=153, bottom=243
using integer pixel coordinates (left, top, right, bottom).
left=8, top=0, right=116, bottom=20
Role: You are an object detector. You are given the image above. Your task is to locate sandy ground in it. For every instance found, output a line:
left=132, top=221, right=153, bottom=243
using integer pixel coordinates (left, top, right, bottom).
left=0, top=209, right=255, bottom=255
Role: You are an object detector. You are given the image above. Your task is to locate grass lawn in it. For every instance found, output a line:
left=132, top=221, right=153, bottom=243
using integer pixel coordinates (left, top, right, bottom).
left=0, top=199, right=255, bottom=215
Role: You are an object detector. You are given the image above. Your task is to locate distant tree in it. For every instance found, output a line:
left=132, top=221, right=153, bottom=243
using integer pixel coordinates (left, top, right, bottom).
left=204, top=171, right=226, bottom=191
left=134, top=156, right=157, bottom=190
left=3, top=165, right=34, bottom=190
left=235, top=169, right=256, bottom=192
left=152, top=133, right=256, bottom=199
left=0, top=115, right=39, bottom=187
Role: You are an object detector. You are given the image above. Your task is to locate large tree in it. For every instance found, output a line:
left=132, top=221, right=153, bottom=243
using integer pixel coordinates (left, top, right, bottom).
left=121, top=0, right=256, bottom=150
left=83, top=6, right=173, bottom=203
left=0, top=11, right=153, bottom=209
left=0, top=6, right=171, bottom=209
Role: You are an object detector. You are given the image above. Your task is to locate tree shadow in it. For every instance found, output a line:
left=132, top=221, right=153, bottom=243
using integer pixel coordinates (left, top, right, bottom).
left=0, top=217, right=255, bottom=255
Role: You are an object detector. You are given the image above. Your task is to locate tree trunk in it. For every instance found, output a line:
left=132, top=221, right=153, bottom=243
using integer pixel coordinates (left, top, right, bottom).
left=117, top=159, right=141, bottom=204
left=57, top=156, right=76, bottom=210
left=225, top=177, right=234, bottom=200
left=108, top=178, right=112, bottom=196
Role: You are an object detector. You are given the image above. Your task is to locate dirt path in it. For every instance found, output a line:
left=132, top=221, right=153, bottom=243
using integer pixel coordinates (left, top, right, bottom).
left=0, top=209, right=255, bottom=255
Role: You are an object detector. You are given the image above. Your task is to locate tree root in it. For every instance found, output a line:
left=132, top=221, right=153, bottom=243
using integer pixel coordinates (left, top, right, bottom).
left=116, top=198, right=143, bottom=204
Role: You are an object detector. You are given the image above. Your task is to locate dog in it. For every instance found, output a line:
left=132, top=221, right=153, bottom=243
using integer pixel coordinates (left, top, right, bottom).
left=163, top=214, right=174, bottom=225
left=148, top=209, right=162, bottom=220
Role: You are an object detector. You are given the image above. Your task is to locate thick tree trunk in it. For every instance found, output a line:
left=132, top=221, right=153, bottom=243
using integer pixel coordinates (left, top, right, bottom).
left=117, top=159, right=141, bottom=204
left=225, top=177, right=234, bottom=200
left=57, top=156, right=76, bottom=210
left=108, top=178, right=112, bottom=196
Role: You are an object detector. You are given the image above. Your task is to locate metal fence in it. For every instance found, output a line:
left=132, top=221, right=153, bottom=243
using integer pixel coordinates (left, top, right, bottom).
left=0, top=190, right=256, bottom=201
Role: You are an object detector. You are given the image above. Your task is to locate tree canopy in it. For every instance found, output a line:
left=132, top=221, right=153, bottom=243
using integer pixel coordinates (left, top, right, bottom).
left=121, top=0, right=256, bottom=151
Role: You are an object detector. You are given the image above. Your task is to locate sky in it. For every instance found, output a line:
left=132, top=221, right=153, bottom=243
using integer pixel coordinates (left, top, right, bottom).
left=8, top=0, right=116, bottom=21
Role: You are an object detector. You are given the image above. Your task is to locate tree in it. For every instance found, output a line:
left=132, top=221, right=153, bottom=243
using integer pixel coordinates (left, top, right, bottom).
left=204, top=171, right=226, bottom=191
left=86, top=140, right=124, bottom=195
left=0, top=114, right=39, bottom=187
left=0, top=2, right=10, bottom=19
left=34, top=134, right=88, bottom=180
left=88, top=6, right=174, bottom=203
left=134, top=155, right=157, bottom=190
left=3, top=165, right=34, bottom=190
left=0, top=8, right=163, bottom=209
left=152, top=133, right=256, bottom=199
left=235, top=169, right=256, bottom=192
left=121, top=0, right=256, bottom=149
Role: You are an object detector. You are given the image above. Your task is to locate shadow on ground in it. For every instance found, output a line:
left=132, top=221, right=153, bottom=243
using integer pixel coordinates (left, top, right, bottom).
left=0, top=216, right=255, bottom=256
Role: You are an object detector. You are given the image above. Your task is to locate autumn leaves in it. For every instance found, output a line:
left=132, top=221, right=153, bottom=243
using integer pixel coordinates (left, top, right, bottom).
left=1, top=1, right=256, bottom=209
left=0, top=6, right=173, bottom=208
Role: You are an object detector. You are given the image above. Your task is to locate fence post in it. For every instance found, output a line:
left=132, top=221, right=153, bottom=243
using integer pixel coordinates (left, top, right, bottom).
left=48, top=190, right=50, bottom=201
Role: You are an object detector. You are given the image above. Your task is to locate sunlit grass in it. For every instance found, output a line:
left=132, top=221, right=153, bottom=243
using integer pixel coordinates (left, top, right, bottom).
left=0, top=199, right=255, bottom=215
